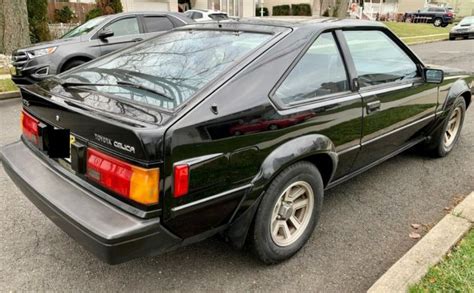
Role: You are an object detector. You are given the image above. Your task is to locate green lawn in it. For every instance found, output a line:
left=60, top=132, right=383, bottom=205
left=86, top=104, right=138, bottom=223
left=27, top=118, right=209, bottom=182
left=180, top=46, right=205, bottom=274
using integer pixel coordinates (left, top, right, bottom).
left=0, top=78, right=18, bottom=93
left=409, top=229, right=474, bottom=293
left=384, top=22, right=453, bottom=44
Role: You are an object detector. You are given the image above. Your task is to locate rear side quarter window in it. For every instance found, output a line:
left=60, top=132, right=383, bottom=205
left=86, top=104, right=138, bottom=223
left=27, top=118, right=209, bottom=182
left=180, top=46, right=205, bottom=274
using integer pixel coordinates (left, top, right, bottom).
left=144, top=16, right=174, bottom=32
left=273, top=32, right=350, bottom=106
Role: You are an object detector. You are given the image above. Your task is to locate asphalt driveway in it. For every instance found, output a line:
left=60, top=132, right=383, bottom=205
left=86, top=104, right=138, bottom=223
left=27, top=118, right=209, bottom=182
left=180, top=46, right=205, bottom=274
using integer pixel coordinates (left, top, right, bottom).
left=0, top=40, right=473, bottom=292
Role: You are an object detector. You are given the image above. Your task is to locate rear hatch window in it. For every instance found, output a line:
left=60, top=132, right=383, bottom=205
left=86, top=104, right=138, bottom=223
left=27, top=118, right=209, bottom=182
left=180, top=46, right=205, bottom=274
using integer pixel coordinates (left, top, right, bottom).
left=58, top=30, right=272, bottom=110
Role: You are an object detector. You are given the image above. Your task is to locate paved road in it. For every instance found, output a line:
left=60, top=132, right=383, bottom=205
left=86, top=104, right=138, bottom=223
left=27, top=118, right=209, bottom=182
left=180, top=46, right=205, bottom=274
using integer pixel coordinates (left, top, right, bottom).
left=1, top=40, right=473, bottom=292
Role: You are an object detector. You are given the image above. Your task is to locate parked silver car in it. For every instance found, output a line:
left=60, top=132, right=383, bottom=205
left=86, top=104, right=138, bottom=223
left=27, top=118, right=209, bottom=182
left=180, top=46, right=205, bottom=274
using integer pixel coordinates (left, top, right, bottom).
left=11, top=12, right=193, bottom=84
left=450, top=16, right=474, bottom=40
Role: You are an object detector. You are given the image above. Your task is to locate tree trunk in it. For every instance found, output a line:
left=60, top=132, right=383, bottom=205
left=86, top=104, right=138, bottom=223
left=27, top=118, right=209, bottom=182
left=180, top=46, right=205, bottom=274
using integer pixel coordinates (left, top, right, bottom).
left=334, top=0, right=350, bottom=17
left=0, top=0, right=30, bottom=55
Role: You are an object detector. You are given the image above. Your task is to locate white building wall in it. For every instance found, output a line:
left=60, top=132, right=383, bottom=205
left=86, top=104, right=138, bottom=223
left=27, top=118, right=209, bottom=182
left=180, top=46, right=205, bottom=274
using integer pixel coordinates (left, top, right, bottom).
left=121, top=0, right=178, bottom=12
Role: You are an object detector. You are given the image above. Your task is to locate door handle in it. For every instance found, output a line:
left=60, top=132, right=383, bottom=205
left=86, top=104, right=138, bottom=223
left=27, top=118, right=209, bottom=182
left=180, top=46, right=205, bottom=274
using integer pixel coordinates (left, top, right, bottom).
left=366, top=101, right=381, bottom=114
left=132, top=38, right=143, bottom=42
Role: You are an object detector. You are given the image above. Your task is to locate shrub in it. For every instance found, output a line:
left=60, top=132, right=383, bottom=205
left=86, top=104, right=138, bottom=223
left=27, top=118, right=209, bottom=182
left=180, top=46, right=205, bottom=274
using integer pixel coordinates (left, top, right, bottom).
left=108, top=0, right=123, bottom=13
left=54, top=6, right=75, bottom=23
left=86, top=0, right=123, bottom=21
left=291, top=4, right=311, bottom=16
left=255, top=7, right=269, bottom=16
left=273, top=5, right=290, bottom=16
left=85, top=7, right=103, bottom=21
left=322, top=8, right=330, bottom=17
left=27, top=0, right=51, bottom=43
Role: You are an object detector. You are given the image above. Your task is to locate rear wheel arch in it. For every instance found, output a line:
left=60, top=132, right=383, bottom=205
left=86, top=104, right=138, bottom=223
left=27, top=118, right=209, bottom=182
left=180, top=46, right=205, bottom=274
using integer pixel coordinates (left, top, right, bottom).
left=253, top=134, right=338, bottom=191
left=225, top=135, right=337, bottom=248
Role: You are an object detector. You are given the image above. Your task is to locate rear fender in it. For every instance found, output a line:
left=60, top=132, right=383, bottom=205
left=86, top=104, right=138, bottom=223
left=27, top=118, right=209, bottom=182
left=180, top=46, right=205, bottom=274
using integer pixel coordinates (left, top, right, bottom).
left=225, top=134, right=337, bottom=248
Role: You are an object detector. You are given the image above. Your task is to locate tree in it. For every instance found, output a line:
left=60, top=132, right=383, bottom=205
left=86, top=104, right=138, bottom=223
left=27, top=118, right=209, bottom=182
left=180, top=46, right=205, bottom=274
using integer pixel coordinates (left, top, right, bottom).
left=0, top=0, right=30, bottom=54
left=27, top=0, right=51, bottom=43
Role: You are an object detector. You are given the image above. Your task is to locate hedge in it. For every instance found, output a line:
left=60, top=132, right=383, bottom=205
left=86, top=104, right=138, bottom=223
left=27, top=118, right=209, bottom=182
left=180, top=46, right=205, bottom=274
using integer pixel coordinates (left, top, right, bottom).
left=291, top=4, right=311, bottom=16
left=272, top=5, right=290, bottom=16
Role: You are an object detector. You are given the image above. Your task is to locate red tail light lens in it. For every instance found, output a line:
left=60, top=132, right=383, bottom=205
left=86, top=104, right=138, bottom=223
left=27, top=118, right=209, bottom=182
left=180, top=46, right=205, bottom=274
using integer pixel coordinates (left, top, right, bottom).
left=173, top=164, right=189, bottom=198
left=21, top=110, right=39, bottom=145
left=86, top=148, right=159, bottom=205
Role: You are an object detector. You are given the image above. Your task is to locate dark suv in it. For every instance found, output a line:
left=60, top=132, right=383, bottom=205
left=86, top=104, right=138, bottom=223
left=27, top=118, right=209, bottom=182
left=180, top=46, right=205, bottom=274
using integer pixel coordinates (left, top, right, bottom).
left=404, top=7, right=454, bottom=27
left=11, top=12, right=193, bottom=84
left=1, top=19, right=472, bottom=265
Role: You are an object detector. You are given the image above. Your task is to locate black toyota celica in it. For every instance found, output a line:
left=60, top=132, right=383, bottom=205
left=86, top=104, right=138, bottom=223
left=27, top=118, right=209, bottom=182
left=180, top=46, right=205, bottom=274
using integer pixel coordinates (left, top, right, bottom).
left=1, top=18, right=472, bottom=264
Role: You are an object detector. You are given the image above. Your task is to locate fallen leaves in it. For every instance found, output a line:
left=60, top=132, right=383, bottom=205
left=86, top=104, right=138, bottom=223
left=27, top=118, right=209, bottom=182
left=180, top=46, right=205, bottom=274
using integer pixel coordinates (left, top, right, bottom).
left=409, top=232, right=421, bottom=239
left=411, top=223, right=421, bottom=229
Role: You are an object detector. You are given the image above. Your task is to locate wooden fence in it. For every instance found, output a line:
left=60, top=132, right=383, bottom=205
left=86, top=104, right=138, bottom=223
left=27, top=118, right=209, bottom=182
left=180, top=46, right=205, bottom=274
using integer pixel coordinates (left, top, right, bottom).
left=48, top=2, right=96, bottom=24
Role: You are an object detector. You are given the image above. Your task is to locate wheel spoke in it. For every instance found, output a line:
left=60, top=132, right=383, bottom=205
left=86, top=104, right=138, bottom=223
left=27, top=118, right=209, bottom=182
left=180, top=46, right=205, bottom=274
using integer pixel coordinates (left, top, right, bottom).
left=281, top=222, right=291, bottom=239
left=289, top=215, right=301, bottom=230
left=291, top=187, right=306, bottom=201
left=272, top=221, right=281, bottom=238
left=444, top=132, right=450, bottom=144
left=293, top=198, right=309, bottom=210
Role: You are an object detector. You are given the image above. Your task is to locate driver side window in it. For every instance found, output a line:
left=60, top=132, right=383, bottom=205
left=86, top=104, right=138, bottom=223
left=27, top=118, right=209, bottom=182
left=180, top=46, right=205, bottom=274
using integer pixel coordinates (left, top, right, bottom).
left=343, top=30, right=418, bottom=87
left=104, top=17, right=140, bottom=37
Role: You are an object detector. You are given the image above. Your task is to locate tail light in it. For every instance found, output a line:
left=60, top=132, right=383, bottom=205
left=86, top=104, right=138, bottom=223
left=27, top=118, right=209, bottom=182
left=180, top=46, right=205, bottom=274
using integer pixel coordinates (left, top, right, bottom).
left=173, top=164, right=189, bottom=198
left=86, top=148, right=159, bottom=205
left=21, top=110, right=39, bottom=145
left=447, top=12, right=453, bottom=17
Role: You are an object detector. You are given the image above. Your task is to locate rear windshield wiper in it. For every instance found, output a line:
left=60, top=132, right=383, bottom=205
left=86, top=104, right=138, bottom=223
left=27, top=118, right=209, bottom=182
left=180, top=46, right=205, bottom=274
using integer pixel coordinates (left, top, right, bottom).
left=59, top=80, right=174, bottom=101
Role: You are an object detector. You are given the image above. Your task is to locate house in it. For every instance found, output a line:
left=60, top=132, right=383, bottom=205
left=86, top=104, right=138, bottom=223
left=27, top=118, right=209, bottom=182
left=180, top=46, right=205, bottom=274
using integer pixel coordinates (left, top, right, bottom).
left=357, top=0, right=427, bottom=20
left=121, top=0, right=179, bottom=12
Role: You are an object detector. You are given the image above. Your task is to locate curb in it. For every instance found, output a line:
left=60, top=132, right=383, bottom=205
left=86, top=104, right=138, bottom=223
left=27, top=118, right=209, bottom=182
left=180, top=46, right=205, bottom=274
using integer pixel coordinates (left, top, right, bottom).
left=368, top=192, right=474, bottom=293
left=0, top=91, right=20, bottom=100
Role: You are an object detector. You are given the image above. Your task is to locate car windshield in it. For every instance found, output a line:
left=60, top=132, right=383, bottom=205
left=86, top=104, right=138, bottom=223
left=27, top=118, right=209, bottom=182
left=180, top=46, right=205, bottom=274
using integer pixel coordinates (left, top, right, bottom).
left=209, top=13, right=229, bottom=20
left=59, top=30, right=272, bottom=110
left=61, top=16, right=107, bottom=38
left=460, top=17, right=474, bottom=25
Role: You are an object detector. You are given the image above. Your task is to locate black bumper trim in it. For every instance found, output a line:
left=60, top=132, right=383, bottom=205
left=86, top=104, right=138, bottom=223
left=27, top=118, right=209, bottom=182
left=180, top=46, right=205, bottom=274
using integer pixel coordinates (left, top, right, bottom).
left=0, top=141, right=181, bottom=264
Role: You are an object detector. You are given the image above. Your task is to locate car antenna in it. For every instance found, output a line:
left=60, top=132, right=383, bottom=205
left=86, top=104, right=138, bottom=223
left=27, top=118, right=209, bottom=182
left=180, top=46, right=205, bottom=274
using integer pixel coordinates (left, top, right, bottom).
left=217, top=18, right=222, bottom=28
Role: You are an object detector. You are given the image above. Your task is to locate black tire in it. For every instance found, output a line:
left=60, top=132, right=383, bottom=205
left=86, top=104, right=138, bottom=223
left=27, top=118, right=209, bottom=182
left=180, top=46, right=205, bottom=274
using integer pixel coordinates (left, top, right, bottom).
left=449, top=35, right=455, bottom=40
left=441, top=23, right=449, bottom=28
left=251, top=161, right=324, bottom=264
left=423, top=97, right=466, bottom=157
left=61, top=59, right=87, bottom=73
left=433, top=18, right=442, bottom=27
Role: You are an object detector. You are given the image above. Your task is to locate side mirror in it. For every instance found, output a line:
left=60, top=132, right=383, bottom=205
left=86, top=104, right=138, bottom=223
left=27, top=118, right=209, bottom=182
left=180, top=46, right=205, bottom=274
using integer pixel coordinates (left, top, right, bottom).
left=98, top=28, right=114, bottom=39
left=425, top=68, right=444, bottom=84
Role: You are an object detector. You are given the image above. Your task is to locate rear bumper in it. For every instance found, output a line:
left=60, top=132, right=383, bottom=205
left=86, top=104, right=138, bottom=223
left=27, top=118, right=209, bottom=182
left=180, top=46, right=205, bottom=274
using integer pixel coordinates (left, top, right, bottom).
left=0, top=140, right=181, bottom=264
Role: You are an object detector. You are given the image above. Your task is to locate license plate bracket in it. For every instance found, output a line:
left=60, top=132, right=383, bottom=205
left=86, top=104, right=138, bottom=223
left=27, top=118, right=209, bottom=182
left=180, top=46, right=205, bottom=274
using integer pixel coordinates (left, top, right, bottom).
left=43, top=127, right=70, bottom=158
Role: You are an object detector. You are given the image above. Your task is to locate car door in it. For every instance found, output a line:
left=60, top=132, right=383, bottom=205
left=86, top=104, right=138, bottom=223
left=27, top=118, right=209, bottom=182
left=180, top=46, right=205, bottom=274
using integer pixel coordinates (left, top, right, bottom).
left=98, top=16, right=143, bottom=56
left=142, top=15, right=175, bottom=38
left=270, top=31, right=363, bottom=179
left=342, top=29, right=439, bottom=170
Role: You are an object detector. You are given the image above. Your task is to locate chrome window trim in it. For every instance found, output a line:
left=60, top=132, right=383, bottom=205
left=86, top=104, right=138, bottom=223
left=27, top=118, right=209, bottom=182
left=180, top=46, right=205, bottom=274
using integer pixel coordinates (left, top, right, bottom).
left=171, top=184, right=253, bottom=212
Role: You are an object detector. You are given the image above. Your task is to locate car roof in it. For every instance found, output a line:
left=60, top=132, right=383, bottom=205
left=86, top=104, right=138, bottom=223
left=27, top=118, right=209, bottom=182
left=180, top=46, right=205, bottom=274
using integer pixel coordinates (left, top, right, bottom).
left=182, top=17, right=385, bottom=34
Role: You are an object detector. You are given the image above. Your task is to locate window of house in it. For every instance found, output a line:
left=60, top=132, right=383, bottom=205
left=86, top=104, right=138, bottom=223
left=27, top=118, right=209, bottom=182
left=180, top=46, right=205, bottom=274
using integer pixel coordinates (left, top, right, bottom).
left=343, top=30, right=418, bottom=87
left=273, top=32, right=349, bottom=106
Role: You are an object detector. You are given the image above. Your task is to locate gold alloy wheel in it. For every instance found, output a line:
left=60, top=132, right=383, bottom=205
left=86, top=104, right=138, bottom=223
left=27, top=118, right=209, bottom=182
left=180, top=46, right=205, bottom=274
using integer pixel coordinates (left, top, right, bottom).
left=270, top=181, right=314, bottom=247
left=444, top=107, right=462, bottom=148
